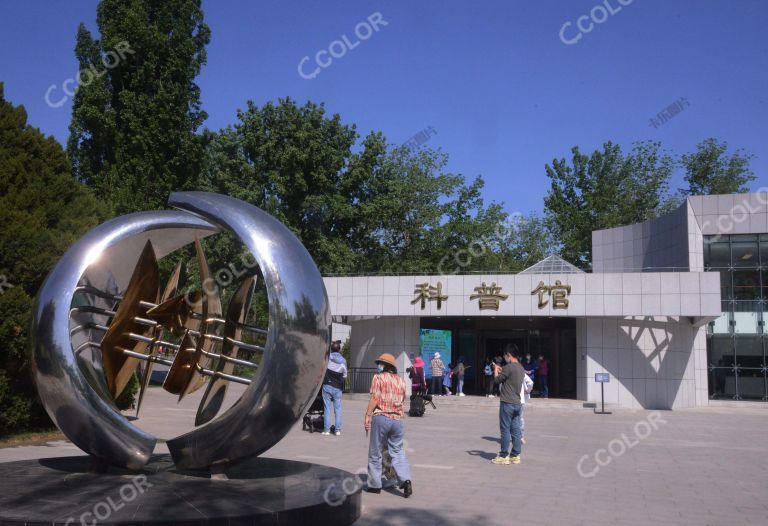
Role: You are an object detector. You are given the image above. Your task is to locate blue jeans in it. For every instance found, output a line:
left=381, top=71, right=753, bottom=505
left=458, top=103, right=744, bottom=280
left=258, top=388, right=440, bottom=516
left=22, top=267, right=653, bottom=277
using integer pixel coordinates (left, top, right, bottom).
left=457, top=376, right=464, bottom=394
left=322, top=384, right=342, bottom=432
left=539, top=375, right=548, bottom=397
left=499, top=402, right=522, bottom=457
left=367, top=416, right=411, bottom=489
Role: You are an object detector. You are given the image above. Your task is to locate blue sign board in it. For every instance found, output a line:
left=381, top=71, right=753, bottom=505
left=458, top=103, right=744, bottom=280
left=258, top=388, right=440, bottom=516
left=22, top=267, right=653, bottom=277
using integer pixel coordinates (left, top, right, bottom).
left=594, top=373, right=610, bottom=383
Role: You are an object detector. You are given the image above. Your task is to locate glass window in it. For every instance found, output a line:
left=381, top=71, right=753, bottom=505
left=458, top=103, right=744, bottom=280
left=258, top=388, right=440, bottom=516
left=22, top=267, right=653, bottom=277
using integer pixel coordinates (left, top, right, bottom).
left=710, top=309, right=731, bottom=334
left=760, top=235, right=768, bottom=267
left=733, top=270, right=760, bottom=300
left=762, top=269, right=768, bottom=301
left=705, top=239, right=730, bottom=269
left=707, top=336, right=734, bottom=367
left=735, top=336, right=763, bottom=368
left=736, top=369, right=766, bottom=400
left=732, top=235, right=759, bottom=267
left=719, top=271, right=732, bottom=300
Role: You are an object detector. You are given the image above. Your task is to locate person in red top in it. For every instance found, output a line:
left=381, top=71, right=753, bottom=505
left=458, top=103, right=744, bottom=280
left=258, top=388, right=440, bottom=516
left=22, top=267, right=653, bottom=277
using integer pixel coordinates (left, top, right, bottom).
left=407, top=356, right=426, bottom=395
left=538, top=354, right=549, bottom=398
left=363, top=353, right=413, bottom=498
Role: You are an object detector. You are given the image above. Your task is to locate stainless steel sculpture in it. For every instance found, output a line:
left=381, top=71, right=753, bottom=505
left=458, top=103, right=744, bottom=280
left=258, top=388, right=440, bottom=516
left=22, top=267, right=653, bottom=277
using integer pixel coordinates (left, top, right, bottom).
left=31, top=192, right=331, bottom=471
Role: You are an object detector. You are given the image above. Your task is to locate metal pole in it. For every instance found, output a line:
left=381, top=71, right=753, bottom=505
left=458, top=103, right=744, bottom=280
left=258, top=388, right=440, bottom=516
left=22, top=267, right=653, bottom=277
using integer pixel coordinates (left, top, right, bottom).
left=601, top=382, right=605, bottom=414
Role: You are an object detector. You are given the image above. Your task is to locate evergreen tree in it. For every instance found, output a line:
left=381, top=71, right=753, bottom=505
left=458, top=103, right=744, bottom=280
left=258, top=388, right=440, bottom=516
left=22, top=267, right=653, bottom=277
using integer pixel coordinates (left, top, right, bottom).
left=67, top=0, right=211, bottom=213
left=0, top=83, right=109, bottom=436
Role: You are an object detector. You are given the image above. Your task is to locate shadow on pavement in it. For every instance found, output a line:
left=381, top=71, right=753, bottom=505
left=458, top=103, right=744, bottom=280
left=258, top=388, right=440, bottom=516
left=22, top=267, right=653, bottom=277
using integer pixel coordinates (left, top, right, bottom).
left=358, top=508, right=493, bottom=526
left=465, top=449, right=496, bottom=461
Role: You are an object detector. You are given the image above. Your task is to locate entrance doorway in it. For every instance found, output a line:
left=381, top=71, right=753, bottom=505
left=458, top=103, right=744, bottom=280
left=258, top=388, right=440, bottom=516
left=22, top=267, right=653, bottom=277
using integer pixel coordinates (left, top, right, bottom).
left=420, top=317, right=576, bottom=399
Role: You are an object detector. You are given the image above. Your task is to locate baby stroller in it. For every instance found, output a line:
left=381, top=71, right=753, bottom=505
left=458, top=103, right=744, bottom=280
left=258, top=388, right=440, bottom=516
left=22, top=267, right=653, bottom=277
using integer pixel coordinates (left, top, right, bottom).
left=302, top=390, right=334, bottom=433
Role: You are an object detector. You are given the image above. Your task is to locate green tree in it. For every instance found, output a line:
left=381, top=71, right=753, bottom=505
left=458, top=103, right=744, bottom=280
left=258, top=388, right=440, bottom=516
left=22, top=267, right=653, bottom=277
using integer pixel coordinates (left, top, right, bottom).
left=0, top=83, right=109, bottom=436
left=679, top=138, right=756, bottom=196
left=367, top=147, right=508, bottom=273
left=205, top=98, right=509, bottom=275
left=205, top=98, right=364, bottom=273
left=67, top=0, right=211, bottom=213
left=496, top=214, right=556, bottom=271
left=544, top=141, right=673, bottom=268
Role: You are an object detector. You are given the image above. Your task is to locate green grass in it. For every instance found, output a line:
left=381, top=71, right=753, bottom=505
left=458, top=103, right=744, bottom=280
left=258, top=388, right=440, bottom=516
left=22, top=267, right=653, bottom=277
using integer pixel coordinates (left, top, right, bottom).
left=0, top=429, right=64, bottom=447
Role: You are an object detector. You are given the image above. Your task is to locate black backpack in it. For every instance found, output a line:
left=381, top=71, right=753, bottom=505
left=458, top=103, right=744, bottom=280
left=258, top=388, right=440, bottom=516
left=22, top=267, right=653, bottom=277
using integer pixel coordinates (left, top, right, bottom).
left=408, top=395, right=426, bottom=417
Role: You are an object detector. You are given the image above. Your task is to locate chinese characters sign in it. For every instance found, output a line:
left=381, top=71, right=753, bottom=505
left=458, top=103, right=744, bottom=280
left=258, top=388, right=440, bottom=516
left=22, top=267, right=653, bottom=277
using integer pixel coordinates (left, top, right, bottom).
left=407, top=279, right=572, bottom=311
left=531, top=280, right=571, bottom=309
left=469, top=282, right=509, bottom=311
left=411, top=282, right=448, bottom=310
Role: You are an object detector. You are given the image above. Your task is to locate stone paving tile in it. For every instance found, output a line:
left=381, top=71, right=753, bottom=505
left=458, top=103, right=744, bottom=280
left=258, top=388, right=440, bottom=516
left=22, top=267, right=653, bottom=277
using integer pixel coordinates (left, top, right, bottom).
left=1, top=391, right=767, bottom=525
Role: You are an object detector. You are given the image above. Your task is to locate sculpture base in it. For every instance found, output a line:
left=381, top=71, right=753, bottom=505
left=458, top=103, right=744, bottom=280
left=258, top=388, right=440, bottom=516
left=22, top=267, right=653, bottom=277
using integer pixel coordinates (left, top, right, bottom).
left=0, top=455, right=361, bottom=526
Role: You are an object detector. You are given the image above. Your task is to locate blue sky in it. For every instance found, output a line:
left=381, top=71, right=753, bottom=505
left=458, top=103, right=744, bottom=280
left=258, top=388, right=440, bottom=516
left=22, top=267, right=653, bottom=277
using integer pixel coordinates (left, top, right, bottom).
left=1, top=0, right=766, bottom=216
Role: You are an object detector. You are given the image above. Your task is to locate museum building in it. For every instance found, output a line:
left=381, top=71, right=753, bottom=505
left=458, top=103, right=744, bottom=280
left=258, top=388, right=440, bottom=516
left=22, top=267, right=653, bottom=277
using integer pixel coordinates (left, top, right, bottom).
left=324, top=192, right=768, bottom=409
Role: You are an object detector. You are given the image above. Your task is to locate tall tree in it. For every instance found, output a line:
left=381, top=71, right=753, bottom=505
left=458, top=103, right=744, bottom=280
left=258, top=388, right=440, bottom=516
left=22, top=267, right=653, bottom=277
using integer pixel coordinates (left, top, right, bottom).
left=0, top=83, right=109, bottom=436
left=205, top=98, right=364, bottom=273
left=68, top=0, right=211, bottom=213
left=679, top=138, right=756, bottom=196
left=494, top=214, right=556, bottom=272
left=544, top=141, right=673, bottom=268
left=205, top=98, right=508, bottom=275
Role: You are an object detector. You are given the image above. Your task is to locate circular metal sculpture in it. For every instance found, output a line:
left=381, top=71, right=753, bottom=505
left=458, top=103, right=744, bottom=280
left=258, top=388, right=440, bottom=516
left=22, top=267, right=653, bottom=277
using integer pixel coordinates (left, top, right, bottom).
left=31, top=192, right=331, bottom=471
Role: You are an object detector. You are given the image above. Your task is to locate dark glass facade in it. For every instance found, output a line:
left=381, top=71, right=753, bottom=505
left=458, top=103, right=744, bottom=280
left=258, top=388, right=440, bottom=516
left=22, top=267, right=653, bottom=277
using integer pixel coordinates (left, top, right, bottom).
left=705, top=234, right=768, bottom=400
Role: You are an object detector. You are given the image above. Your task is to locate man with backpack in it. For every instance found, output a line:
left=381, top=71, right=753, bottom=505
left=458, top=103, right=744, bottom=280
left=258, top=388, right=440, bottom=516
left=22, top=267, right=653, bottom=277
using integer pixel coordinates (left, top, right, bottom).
left=321, top=341, right=347, bottom=436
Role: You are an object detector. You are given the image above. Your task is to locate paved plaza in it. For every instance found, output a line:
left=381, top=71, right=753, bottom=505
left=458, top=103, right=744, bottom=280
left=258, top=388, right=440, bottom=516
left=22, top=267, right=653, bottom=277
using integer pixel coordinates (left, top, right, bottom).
left=2, top=387, right=767, bottom=526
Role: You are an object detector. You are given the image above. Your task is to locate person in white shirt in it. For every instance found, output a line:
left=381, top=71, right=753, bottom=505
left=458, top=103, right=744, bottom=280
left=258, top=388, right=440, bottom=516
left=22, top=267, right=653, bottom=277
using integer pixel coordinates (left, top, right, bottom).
left=520, top=372, right=533, bottom=445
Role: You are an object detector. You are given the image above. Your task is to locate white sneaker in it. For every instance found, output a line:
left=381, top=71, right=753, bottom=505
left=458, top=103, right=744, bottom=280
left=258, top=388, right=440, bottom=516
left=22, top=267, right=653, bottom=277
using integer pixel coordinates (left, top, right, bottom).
left=334, top=431, right=341, bottom=436
left=321, top=431, right=330, bottom=436
left=459, top=393, right=466, bottom=397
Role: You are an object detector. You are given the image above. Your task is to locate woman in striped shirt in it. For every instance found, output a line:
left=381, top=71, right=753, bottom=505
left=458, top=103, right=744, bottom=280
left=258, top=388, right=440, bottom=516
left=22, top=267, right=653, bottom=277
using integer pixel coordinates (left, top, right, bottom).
left=364, top=353, right=413, bottom=498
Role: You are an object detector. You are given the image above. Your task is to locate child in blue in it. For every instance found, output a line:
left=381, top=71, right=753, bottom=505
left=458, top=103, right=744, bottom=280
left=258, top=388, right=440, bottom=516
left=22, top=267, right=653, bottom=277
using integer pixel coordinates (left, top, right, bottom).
left=442, top=362, right=453, bottom=395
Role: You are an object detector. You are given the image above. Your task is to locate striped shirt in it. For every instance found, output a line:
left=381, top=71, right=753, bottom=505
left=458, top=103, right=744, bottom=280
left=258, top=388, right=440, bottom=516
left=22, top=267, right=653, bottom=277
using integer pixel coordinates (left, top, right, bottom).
left=430, top=356, right=444, bottom=377
left=370, top=372, right=406, bottom=420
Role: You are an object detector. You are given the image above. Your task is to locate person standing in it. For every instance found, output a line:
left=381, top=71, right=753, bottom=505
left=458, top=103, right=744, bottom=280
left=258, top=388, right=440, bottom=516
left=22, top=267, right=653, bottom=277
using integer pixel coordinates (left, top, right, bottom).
left=407, top=356, right=426, bottom=395
left=429, top=352, right=445, bottom=395
left=484, top=358, right=495, bottom=398
left=443, top=362, right=454, bottom=395
left=537, top=354, right=549, bottom=398
left=364, top=353, right=413, bottom=498
left=321, top=341, right=347, bottom=436
left=520, top=371, right=533, bottom=445
left=522, top=353, right=538, bottom=386
left=491, top=347, right=526, bottom=465
left=454, top=358, right=466, bottom=397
